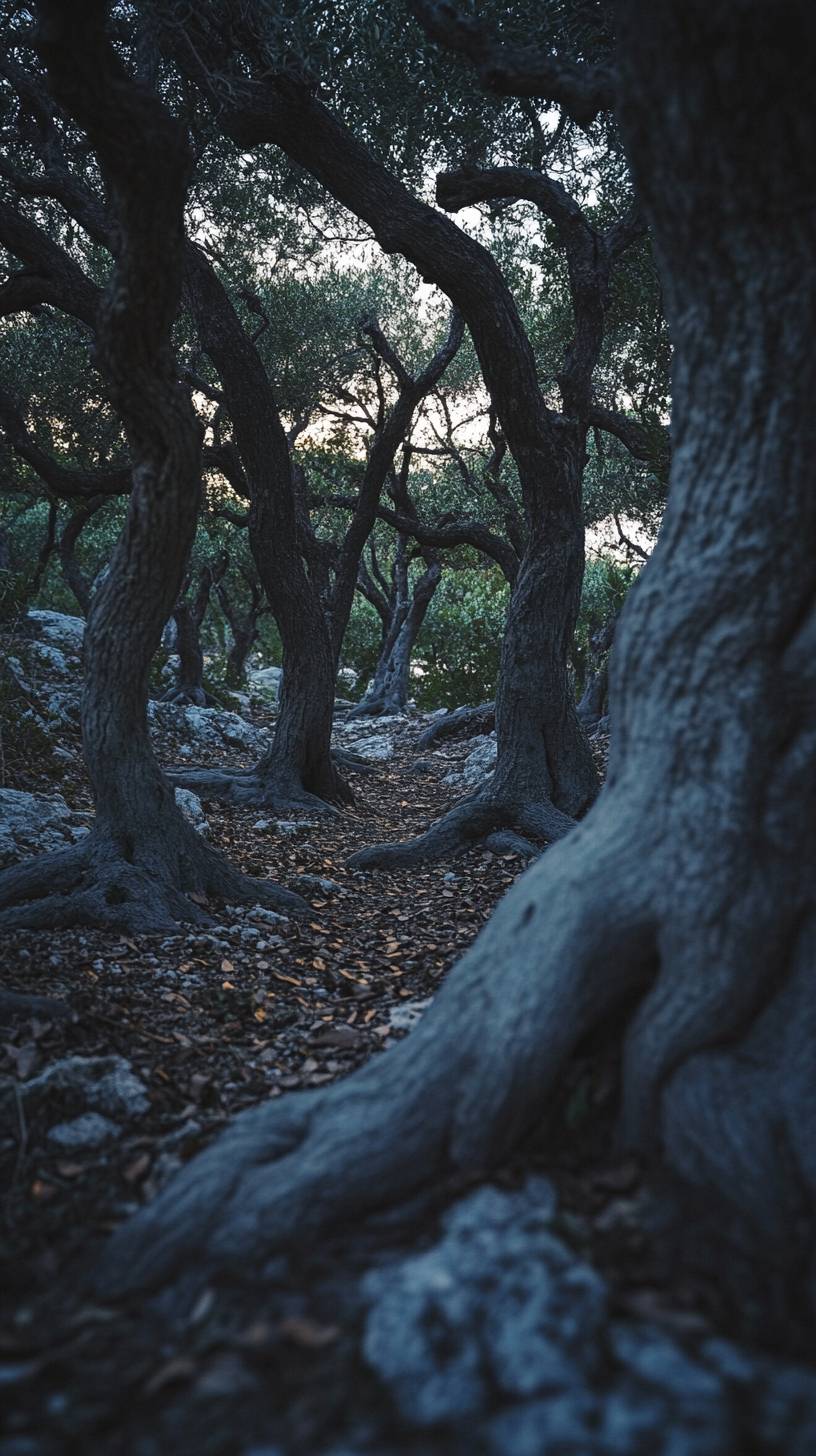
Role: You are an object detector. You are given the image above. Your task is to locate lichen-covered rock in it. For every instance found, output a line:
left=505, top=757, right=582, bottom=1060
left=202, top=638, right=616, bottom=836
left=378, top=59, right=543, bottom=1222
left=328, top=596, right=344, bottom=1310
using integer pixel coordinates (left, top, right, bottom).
left=26, top=609, right=85, bottom=652
left=337, top=714, right=408, bottom=738
left=443, top=733, right=497, bottom=790
left=248, top=665, right=283, bottom=702
left=343, top=734, right=395, bottom=762
left=47, top=1113, right=120, bottom=1150
left=174, top=787, right=209, bottom=836
left=359, top=1179, right=811, bottom=1453
left=363, top=1180, right=580, bottom=1425
left=148, top=701, right=270, bottom=755
left=0, top=788, right=90, bottom=868
left=16, top=1055, right=149, bottom=1120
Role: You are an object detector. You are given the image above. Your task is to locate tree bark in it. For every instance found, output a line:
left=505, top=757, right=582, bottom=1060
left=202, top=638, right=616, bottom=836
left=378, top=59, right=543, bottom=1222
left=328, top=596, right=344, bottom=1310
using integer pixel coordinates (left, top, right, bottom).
left=0, top=3, right=305, bottom=932
left=98, top=0, right=816, bottom=1298
left=162, top=555, right=226, bottom=707
left=174, top=246, right=352, bottom=810
left=350, top=552, right=442, bottom=717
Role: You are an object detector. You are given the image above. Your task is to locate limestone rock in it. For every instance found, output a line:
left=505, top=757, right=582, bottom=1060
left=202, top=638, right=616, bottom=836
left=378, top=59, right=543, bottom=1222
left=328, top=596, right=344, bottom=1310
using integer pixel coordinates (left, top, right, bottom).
left=443, top=733, right=497, bottom=790
left=148, top=701, right=270, bottom=755
left=26, top=609, right=85, bottom=652
left=47, top=1112, right=120, bottom=1150
left=174, top=787, right=209, bottom=836
left=17, top=1054, right=149, bottom=1120
left=0, top=789, right=90, bottom=868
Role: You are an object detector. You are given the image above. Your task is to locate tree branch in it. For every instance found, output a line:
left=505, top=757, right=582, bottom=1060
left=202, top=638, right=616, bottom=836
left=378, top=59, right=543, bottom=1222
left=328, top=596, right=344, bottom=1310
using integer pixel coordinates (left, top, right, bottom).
left=406, top=0, right=617, bottom=126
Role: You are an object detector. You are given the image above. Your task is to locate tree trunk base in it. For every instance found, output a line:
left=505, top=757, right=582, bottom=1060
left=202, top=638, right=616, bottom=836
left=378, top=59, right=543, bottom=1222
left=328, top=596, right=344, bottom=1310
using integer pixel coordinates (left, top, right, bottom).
left=160, top=685, right=220, bottom=708
left=347, top=787, right=576, bottom=870
left=0, top=819, right=309, bottom=933
left=416, top=702, right=496, bottom=749
left=346, top=692, right=408, bottom=720
left=165, top=763, right=354, bottom=814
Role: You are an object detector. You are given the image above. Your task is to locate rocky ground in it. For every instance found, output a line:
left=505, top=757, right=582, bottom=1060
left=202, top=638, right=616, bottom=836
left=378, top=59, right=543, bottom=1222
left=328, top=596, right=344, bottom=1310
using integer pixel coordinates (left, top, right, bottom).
left=1, top=615, right=814, bottom=1455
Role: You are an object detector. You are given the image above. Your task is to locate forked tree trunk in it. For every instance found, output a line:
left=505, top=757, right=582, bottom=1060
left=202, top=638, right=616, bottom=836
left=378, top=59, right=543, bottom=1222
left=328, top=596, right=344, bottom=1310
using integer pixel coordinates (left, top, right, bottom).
left=0, top=4, right=304, bottom=933
left=167, top=598, right=206, bottom=704
left=162, top=556, right=226, bottom=707
left=217, top=576, right=264, bottom=688
left=350, top=468, right=594, bottom=866
left=351, top=558, right=441, bottom=717
left=57, top=496, right=107, bottom=615
left=97, top=0, right=816, bottom=1296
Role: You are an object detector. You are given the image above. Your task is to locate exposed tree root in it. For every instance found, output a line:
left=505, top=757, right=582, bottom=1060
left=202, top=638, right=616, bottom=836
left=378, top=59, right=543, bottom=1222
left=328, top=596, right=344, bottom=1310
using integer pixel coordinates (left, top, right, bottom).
left=160, top=685, right=220, bottom=708
left=166, top=765, right=346, bottom=816
left=92, top=812, right=655, bottom=1295
left=331, top=748, right=377, bottom=774
left=0, top=819, right=308, bottom=933
left=347, top=790, right=576, bottom=870
left=93, top=788, right=816, bottom=1303
left=416, top=701, right=495, bottom=749
left=482, top=829, right=541, bottom=859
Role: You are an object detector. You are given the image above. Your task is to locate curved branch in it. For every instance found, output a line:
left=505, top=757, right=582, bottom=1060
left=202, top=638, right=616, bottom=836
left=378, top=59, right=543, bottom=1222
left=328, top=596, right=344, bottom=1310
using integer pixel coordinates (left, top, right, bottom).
left=325, top=494, right=518, bottom=584
left=0, top=384, right=131, bottom=500
left=407, top=0, right=617, bottom=125
left=589, top=404, right=670, bottom=469
left=0, top=198, right=101, bottom=327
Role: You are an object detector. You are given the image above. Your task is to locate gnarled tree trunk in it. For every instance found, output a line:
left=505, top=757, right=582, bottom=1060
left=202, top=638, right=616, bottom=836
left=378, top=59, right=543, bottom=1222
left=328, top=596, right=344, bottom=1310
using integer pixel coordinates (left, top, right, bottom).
left=0, top=3, right=305, bottom=933
left=97, top=0, right=816, bottom=1299
left=350, top=554, right=441, bottom=718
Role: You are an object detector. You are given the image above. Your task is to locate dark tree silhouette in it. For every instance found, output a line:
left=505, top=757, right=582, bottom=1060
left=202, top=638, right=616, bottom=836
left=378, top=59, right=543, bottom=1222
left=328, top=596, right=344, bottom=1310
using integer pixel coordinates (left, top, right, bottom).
left=0, top=0, right=305, bottom=932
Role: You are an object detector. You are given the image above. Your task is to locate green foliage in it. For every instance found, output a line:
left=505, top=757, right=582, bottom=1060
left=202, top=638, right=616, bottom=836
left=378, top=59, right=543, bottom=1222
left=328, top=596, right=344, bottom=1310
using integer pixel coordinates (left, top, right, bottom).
left=415, top=568, right=509, bottom=709
left=339, top=593, right=383, bottom=690
left=0, top=659, right=56, bottom=789
left=0, top=566, right=30, bottom=626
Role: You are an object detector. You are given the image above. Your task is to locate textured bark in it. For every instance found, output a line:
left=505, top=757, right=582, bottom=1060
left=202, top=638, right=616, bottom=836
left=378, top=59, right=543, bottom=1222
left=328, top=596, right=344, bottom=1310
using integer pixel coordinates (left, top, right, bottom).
left=98, top=0, right=816, bottom=1296
left=0, top=3, right=305, bottom=932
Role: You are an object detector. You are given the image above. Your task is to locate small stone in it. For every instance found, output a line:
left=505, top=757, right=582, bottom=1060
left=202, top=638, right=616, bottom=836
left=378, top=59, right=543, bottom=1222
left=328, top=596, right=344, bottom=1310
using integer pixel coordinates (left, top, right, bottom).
left=47, top=1113, right=119, bottom=1150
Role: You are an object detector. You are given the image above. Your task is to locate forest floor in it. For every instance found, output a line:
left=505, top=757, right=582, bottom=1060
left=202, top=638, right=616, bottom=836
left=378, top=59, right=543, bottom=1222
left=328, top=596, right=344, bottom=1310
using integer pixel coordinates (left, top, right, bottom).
left=1, top=687, right=813, bottom=1454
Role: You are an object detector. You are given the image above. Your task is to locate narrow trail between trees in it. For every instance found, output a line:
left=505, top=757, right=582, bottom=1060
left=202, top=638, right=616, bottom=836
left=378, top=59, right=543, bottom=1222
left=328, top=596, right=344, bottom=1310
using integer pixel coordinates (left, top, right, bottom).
left=2, top=701, right=812, bottom=1455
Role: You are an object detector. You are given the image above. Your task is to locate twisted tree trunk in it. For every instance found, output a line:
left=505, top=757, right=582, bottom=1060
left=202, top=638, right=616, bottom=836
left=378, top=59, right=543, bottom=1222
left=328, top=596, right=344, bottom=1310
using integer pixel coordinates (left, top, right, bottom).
left=97, top=0, right=816, bottom=1297
left=350, top=555, right=441, bottom=718
left=57, top=496, right=107, bottom=615
left=0, top=3, right=305, bottom=932
left=161, top=555, right=226, bottom=707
